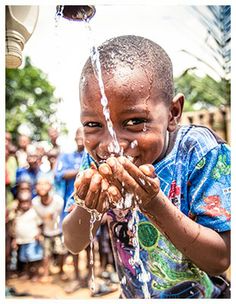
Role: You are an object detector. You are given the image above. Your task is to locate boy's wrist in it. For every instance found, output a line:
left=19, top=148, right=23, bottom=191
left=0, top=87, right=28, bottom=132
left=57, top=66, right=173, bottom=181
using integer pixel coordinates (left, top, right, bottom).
left=139, top=190, right=167, bottom=218
left=74, top=193, right=103, bottom=221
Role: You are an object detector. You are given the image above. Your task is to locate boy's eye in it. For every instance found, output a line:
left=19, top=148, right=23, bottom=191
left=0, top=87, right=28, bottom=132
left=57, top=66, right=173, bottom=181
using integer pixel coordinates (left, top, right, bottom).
left=83, top=122, right=102, bottom=128
left=125, top=118, right=147, bottom=127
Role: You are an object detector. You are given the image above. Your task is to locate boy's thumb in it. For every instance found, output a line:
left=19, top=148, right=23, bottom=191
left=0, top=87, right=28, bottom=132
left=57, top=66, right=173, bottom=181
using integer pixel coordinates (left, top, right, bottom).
left=139, top=164, right=156, bottom=177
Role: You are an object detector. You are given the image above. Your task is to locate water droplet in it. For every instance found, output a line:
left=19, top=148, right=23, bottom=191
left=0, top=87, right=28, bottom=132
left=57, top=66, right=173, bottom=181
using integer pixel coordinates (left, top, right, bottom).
left=143, top=123, right=147, bottom=132
left=121, top=276, right=126, bottom=285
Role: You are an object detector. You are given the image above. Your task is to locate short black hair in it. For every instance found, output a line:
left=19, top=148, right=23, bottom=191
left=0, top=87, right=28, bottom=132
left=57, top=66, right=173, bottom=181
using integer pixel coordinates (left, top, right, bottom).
left=80, top=35, right=174, bottom=103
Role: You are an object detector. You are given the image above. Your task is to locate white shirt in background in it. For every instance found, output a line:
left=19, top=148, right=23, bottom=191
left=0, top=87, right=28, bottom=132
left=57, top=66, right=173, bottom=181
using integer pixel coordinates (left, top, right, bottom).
left=32, top=194, right=64, bottom=237
left=15, top=208, right=42, bottom=244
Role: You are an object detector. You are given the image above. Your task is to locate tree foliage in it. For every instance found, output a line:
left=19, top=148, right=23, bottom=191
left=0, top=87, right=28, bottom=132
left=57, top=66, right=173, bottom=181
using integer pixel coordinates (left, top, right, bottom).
left=6, top=57, right=65, bottom=142
left=175, top=70, right=230, bottom=112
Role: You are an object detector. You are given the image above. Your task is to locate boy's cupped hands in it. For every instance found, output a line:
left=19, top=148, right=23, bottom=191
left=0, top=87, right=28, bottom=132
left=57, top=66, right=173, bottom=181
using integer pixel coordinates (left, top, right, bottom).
left=74, top=156, right=160, bottom=214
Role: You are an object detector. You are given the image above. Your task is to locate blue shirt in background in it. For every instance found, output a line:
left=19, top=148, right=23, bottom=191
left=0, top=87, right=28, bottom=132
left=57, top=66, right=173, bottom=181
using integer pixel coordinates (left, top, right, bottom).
left=55, top=150, right=84, bottom=222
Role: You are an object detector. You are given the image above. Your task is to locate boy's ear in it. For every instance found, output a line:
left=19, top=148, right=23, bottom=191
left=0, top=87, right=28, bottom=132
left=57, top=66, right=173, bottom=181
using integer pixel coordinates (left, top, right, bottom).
left=167, top=93, right=184, bottom=132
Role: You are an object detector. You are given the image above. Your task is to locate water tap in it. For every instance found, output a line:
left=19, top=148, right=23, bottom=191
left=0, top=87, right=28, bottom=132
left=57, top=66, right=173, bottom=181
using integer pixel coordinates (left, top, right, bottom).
left=56, top=5, right=96, bottom=21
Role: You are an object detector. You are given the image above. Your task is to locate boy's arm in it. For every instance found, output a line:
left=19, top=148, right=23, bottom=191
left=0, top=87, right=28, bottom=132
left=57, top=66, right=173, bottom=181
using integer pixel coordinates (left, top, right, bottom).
left=62, top=205, right=102, bottom=254
left=62, top=167, right=110, bottom=254
left=141, top=191, right=230, bottom=276
left=99, top=156, right=230, bottom=276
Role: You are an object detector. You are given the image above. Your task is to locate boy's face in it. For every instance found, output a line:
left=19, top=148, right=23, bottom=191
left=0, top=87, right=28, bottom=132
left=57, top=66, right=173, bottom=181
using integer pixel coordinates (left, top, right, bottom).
left=36, top=179, right=52, bottom=196
left=27, top=153, right=41, bottom=170
left=48, top=150, right=58, bottom=166
left=19, top=200, right=31, bottom=212
left=80, top=65, right=177, bottom=166
left=18, top=135, right=30, bottom=149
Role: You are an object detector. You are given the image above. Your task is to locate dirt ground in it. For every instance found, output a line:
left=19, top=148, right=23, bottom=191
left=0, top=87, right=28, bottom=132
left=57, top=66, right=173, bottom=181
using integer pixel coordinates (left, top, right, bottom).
left=6, top=249, right=120, bottom=300
left=5, top=248, right=231, bottom=300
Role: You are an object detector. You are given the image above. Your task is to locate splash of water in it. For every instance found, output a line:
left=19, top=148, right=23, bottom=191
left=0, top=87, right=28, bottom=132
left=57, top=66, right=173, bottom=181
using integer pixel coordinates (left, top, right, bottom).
left=128, top=205, right=151, bottom=298
left=84, top=18, right=121, bottom=155
left=54, top=10, right=102, bottom=295
left=73, top=192, right=102, bottom=293
left=89, top=211, right=97, bottom=293
left=55, top=5, right=64, bottom=26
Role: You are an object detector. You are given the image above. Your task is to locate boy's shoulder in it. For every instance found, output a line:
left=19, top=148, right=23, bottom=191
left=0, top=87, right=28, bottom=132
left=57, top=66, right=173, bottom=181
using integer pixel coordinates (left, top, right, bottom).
left=180, top=124, right=225, bottom=142
left=157, top=124, right=228, bottom=169
left=177, top=124, right=226, bottom=155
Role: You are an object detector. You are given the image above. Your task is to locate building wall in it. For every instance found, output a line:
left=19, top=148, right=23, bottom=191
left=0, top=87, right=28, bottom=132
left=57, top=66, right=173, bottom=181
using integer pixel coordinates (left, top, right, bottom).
left=181, top=106, right=231, bottom=144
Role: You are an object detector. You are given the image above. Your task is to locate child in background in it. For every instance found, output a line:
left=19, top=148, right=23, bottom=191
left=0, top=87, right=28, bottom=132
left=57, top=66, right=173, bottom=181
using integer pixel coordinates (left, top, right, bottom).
left=12, top=191, right=43, bottom=281
left=16, top=145, right=43, bottom=198
left=46, top=148, right=63, bottom=196
left=32, top=175, right=68, bottom=283
left=6, top=180, right=33, bottom=276
left=62, top=35, right=231, bottom=298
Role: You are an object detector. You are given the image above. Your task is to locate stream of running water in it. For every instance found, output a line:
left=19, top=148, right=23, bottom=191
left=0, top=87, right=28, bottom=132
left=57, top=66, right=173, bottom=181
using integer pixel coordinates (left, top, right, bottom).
left=55, top=8, right=151, bottom=298
left=84, top=20, right=151, bottom=295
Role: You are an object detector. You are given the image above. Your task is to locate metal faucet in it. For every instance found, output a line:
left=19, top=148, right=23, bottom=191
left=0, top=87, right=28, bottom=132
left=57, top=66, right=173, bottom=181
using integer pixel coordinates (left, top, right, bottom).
left=56, top=5, right=96, bottom=21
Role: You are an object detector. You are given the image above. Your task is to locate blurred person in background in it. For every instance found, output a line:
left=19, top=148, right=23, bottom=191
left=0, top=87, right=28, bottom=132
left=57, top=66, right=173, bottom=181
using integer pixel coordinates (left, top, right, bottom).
left=48, top=127, right=61, bottom=154
left=11, top=191, right=43, bottom=282
left=15, top=134, right=31, bottom=168
left=54, top=127, right=85, bottom=224
left=5, top=132, right=18, bottom=208
left=32, top=175, right=68, bottom=283
left=15, top=144, right=43, bottom=198
left=46, top=147, right=63, bottom=197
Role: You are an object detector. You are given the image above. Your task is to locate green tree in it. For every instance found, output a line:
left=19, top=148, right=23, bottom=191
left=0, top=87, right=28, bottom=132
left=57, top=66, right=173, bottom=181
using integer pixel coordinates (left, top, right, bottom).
left=175, top=70, right=230, bottom=112
left=6, top=56, right=66, bottom=142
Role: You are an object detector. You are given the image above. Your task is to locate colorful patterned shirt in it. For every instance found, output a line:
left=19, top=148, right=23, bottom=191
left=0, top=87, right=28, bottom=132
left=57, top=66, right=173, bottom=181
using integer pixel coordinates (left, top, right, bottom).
left=65, top=125, right=231, bottom=298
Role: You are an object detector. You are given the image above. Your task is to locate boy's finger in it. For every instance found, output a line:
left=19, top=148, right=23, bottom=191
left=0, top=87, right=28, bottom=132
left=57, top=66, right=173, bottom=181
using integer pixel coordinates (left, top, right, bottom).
left=99, top=160, right=123, bottom=193
left=84, top=173, right=102, bottom=210
left=97, top=182, right=110, bottom=213
left=106, top=157, right=141, bottom=194
left=74, top=169, right=96, bottom=200
left=117, top=156, right=159, bottom=195
left=107, top=185, right=122, bottom=208
left=106, top=157, right=129, bottom=182
left=139, top=164, right=156, bottom=177
left=98, top=163, right=112, bottom=177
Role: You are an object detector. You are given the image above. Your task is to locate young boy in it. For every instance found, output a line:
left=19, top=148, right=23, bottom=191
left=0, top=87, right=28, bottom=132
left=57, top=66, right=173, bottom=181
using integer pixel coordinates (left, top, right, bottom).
left=6, top=180, right=33, bottom=275
left=32, top=175, right=68, bottom=282
left=12, top=191, right=43, bottom=281
left=62, top=35, right=230, bottom=298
